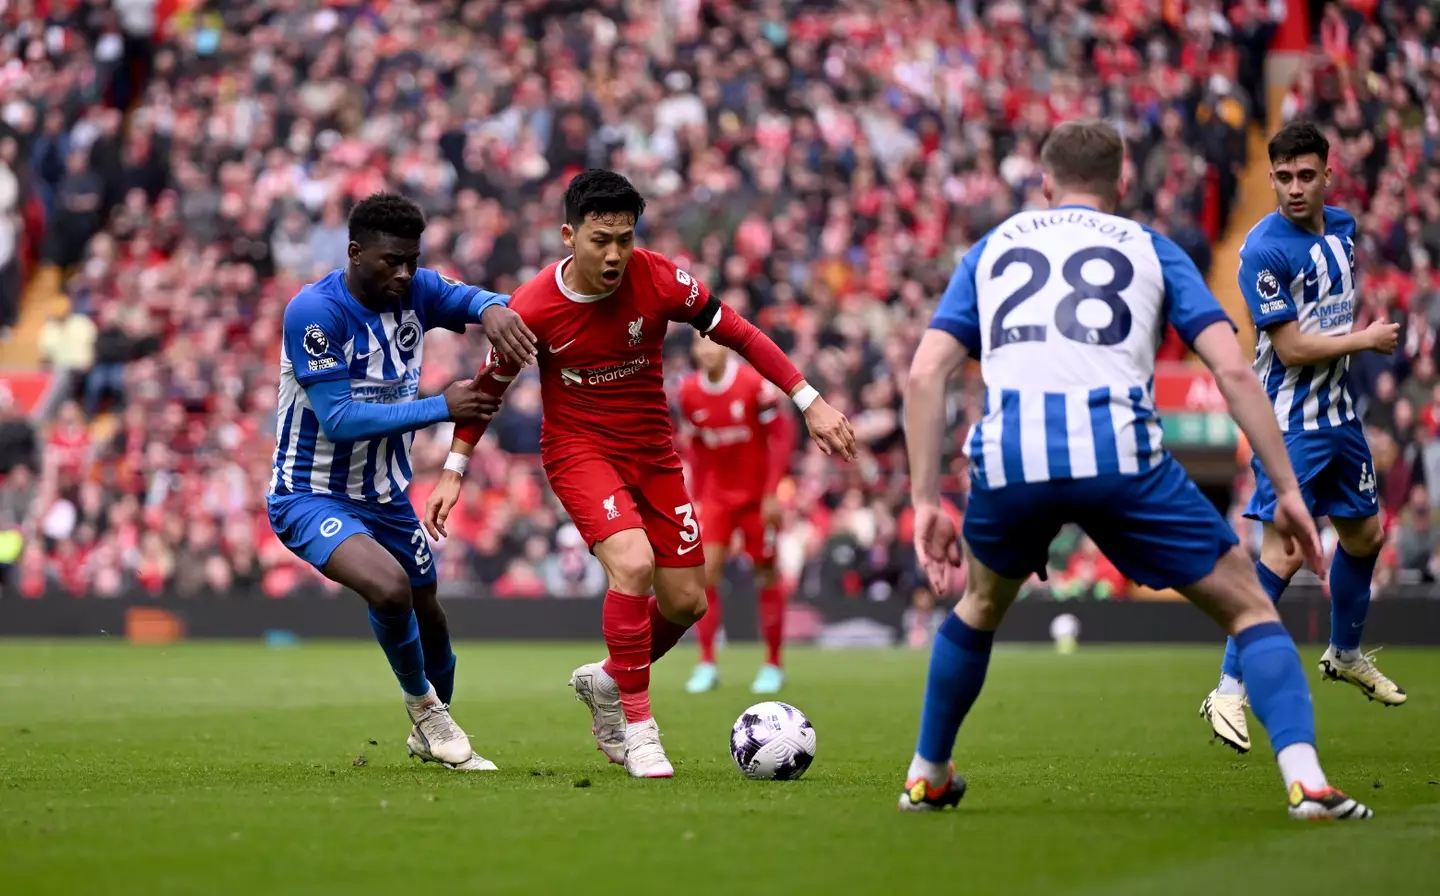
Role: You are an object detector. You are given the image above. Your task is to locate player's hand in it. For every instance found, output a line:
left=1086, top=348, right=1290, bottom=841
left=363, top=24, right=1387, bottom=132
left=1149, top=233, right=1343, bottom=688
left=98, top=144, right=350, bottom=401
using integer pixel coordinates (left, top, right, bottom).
left=761, top=494, right=782, bottom=527
left=423, top=470, right=464, bottom=540
left=1271, top=489, right=1325, bottom=578
left=443, top=376, right=501, bottom=423
left=913, top=502, right=963, bottom=594
left=1365, top=320, right=1400, bottom=355
left=481, top=304, right=537, bottom=367
left=803, top=397, right=858, bottom=460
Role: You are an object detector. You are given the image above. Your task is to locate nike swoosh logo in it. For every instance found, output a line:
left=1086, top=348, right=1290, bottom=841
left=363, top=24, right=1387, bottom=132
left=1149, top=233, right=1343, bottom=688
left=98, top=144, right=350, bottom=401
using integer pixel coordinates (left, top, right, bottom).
left=355, top=348, right=383, bottom=359
left=676, top=542, right=701, bottom=555
left=550, top=339, right=577, bottom=353
left=417, top=563, right=432, bottom=575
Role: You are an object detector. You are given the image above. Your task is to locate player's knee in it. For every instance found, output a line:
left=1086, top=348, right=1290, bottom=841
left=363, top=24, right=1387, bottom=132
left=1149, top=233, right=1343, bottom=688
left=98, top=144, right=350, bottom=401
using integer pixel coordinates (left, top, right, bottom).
left=1340, top=522, right=1384, bottom=558
left=605, top=549, right=656, bottom=595
left=366, top=568, right=414, bottom=616
left=958, top=589, right=1004, bottom=630
left=670, top=581, right=707, bottom=624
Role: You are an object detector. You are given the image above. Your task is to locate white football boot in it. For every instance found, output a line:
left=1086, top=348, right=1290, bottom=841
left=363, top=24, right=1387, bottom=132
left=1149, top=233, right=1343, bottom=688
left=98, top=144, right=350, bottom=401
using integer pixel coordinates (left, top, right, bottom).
left=1200, top=688, right=1251, bottom=753
left=1317, top=646, right=1407, bottom=705
left=407, top=727, right=498, bottom=770
left=623, top=718, right=675, bottom=779
left=569, top=661, right=627, bottom=764
left=406, top=692, right=473, bottom=765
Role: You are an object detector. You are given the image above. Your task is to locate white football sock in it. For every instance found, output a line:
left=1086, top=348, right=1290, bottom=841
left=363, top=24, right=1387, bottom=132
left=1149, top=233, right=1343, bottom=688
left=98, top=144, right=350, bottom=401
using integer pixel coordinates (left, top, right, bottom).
left=1277, top=743, right=1327, bottom=792
left=1217, top=673, right=1246, bottom=697
left=1336, top=647, right=1361, bottom=663
left=404, top=684, right=437, bottom=707
left=907, top=754, right=949, bottom=785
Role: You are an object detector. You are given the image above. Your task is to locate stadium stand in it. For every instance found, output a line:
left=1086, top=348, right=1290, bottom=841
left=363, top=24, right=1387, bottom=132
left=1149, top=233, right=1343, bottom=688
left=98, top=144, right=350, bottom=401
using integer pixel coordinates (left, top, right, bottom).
left=3, top=0, right=1380, bottom=603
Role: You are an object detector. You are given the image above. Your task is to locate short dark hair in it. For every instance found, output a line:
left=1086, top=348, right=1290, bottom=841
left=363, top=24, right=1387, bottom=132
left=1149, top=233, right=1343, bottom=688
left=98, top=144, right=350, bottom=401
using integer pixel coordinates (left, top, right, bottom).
left=1267, top=121, right=1329, bottom=165
left=349, top=193, right=426, bottom=245
left=1040, top=120, right=1125, bottom=200
left=563, top=169, right=646, bottom=228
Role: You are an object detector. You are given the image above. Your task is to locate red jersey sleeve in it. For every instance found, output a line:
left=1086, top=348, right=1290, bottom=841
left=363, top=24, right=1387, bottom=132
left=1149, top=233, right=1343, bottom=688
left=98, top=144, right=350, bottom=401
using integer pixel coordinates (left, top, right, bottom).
left=645, top=248, right=805, bottom=396
left=452, top=291, right=544, bottom=448
left=452, top=345, right=523, bottom=447
left=639, top=248, right=711, bottom=322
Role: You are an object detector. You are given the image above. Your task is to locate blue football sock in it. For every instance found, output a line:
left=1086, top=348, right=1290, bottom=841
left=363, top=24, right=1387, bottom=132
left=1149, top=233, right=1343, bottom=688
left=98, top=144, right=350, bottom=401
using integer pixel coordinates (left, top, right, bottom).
left=423, top=641, right=456, bottom=706
left=1328, top=545, right=1376, bottom=652
left=1221, top=561, right=1290, bottom=682
left=914, top=613, right=995, bottom=765
left=367, top=607, right=430, bottom=697
left=1235, top=621, right=1316, bottom=754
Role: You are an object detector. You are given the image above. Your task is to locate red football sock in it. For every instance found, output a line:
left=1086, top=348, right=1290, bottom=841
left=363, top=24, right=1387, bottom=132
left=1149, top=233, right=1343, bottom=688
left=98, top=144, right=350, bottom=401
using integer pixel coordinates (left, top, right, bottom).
left=601, top=588, right=652, bottom=723
left=648, top=595, right=691, bottom=663
left=759, top=582, right=787, bottom=667
left=694, top=586, right=722, bottom=663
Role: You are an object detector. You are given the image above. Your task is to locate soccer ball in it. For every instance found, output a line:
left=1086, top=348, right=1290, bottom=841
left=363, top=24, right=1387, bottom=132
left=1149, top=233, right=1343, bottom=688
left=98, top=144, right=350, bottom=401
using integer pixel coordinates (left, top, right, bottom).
left=729, top=701, right=816, bottom=781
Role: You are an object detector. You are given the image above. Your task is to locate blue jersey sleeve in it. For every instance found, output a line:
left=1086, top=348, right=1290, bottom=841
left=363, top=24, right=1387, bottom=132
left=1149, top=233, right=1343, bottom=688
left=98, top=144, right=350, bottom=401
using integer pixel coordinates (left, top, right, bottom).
left=1148, top=229, right=1234, bottom=347
left=1237, top=237, right=1297, bottom=330
left=304, top=378, right=450, bottom=443
left=413, top=268, right=509, bottom=333
left=283, top=288, right=351, bottom=385
left=929, top=236, right=986, bottom=355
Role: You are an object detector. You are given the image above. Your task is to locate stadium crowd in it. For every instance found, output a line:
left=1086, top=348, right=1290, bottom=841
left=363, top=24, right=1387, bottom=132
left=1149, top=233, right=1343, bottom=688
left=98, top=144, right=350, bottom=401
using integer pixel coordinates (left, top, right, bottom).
left=6, top=0, right=1406, bottom=605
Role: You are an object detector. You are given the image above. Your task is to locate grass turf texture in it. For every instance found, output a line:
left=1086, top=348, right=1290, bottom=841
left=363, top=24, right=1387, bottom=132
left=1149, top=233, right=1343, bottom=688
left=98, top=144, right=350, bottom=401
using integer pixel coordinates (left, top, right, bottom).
left=1, top=641, right=1436, bottom=896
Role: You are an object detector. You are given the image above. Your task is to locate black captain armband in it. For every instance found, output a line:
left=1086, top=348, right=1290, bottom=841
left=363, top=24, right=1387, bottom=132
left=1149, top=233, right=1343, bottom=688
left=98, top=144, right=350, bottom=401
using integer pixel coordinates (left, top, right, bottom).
left=689, top=295, right=723, bottom=334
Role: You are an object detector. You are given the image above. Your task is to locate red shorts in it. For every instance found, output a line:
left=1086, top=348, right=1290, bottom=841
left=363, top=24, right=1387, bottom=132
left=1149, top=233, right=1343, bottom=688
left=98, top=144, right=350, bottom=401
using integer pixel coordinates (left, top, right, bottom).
left=698, top=498, right=776, bottom=565
left=545, top=451, right=704, bottom=567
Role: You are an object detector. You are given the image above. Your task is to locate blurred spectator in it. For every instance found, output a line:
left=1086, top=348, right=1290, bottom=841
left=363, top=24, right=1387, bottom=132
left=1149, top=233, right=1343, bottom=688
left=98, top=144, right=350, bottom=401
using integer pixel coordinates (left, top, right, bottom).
left=38, top=304, right=98, bottom=379
left=0, top=393, right=36, bottom=475
left=543, top=523, right=607, bottom=598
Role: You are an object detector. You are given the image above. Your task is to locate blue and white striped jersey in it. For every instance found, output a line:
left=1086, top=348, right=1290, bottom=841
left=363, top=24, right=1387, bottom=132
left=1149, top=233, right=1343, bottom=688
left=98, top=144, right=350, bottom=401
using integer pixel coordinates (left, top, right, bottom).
left=1238, top=206, right=1359, bottom=433
left=930, top=205, right=1232, bottom=489
left=269, top=268, right=502, bottom=504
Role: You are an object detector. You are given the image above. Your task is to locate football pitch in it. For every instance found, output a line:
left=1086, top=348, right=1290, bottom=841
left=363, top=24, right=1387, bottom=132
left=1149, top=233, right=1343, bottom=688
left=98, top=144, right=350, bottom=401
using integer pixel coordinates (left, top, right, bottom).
left=2, top=640, right=1437, bottom=895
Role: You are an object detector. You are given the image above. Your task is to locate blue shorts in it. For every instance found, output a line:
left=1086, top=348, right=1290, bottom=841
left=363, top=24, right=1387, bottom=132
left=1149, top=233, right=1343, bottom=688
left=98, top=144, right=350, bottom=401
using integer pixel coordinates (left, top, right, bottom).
left=267, top=493, right=436, bottom=586
left=963, top=455, right=1238, bottom=590
left=1245, top=423, right=1377, bottom=522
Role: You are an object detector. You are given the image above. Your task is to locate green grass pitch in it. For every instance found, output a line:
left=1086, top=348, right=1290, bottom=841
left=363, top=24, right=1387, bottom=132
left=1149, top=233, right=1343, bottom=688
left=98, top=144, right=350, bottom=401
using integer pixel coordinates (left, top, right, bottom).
left=1, top=640, right=1437, bottom=895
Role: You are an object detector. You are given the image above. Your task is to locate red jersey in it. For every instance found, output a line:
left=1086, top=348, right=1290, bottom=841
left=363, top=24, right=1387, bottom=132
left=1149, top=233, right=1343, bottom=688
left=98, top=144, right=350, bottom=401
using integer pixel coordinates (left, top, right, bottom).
left=676, top=359, right=787, bottom=508
left=471, top=248, right=712, bottom=460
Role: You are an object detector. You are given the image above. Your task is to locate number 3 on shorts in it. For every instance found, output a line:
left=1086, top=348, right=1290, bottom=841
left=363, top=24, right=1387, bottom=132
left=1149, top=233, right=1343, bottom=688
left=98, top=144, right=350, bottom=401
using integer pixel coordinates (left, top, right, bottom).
left=674, top=503, right=700, bottom=544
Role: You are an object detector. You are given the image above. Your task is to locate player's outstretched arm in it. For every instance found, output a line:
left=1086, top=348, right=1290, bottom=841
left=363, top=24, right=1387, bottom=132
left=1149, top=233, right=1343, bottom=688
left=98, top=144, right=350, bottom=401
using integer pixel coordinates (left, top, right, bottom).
left=1192, top=322, right=1324, bottom=575
left=306, top=378, right=500, bottom=445
left=695, top=301, right=857, bottom=460
left=423, top=356, right=518, bottom=540
left=905, top=328, right=968, bottom=594
left=417, top=269, right=538, bottom=365
left=1236, top=242, right=1397, bottom=366
left=1266, top=319, right=1398, bottom=367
